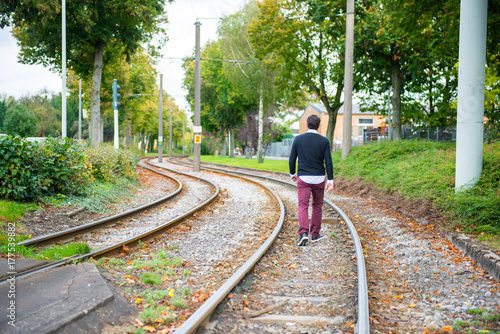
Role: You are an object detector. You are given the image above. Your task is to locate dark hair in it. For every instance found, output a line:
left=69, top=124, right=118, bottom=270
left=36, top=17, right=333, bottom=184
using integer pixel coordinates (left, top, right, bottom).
left=307, top=115, right=321, bottom=130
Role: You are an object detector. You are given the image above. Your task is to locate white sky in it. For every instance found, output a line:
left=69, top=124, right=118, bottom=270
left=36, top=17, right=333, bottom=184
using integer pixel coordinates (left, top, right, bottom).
left=0, top=0, right=249, bottom=112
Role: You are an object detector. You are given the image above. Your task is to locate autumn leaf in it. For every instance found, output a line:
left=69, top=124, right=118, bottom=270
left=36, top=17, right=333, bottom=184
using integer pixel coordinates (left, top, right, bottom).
left=143, top=325, right=156, bottom=332
left=136, top=298, right=141, bottom=304
left=442, top=325, right=453, bottom=332
left=423, top=329, right=429, bottom=334
left=409, top=304, right=417, bottom=308
left=135, top=319, right=144, bottom=327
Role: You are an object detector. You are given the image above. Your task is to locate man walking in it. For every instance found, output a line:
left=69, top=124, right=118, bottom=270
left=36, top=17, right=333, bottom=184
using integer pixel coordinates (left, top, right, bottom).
left=289, top=114, right=334, bottom=246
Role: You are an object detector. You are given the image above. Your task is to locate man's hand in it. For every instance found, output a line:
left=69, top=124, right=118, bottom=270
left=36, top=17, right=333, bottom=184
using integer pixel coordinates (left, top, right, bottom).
left=290, top=175, right=298, bottom=182
left=325, top=182, right=333, bottom=192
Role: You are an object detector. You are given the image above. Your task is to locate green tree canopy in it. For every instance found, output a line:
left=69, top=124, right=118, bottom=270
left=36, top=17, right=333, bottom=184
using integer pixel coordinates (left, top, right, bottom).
left=0, top=0, right=170, bottom=147
left=4, top=104, right=37, bottom=137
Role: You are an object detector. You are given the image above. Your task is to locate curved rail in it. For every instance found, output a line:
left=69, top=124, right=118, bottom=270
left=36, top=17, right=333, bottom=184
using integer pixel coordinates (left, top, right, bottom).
left=3, top=159, right=220, bottom=284
left=151, top=158, right=285, bottom=334
left=18, top=160, right=182, bottom=248
left=171, top=157, right=369, bottom=334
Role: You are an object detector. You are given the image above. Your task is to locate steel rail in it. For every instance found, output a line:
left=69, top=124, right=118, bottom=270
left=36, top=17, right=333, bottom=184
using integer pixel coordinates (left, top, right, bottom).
left=18, top=160, right=182, bottom=248
left=172, top=158, right=370, bottom=334
left=2, top=159, right=219, bottom=285
left=154, top=159, right=285, bottom=334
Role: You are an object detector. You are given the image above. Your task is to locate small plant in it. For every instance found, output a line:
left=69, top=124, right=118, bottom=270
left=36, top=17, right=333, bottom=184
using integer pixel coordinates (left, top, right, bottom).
left=34, top=242, right=90, bottom=261
left=108, top=257, right=126, bottom=268
left=329, top=232, right=336, bottom=238
left=140, top=272, right=163, bottom=286
left=182, top=269, right=191, bottom=276
left=169, top=294, right=187, bottom=308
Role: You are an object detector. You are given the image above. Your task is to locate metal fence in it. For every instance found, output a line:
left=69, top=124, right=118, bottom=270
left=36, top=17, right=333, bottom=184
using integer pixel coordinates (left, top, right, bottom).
left=363, top=126, right=459, bottom=144
left=263, top=138, right=294, bottom=157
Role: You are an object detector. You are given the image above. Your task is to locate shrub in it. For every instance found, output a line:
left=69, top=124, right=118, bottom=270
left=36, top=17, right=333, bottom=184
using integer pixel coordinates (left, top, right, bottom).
left=87, top=145, right=138, bottom=182
left=0, top=135, right=43, bottom=200
left=37, top=137, right=93, bottom=195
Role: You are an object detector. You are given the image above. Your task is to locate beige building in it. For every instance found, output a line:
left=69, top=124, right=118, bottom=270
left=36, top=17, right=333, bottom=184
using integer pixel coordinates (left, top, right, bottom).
left=299, top=103, right=385, bottom=148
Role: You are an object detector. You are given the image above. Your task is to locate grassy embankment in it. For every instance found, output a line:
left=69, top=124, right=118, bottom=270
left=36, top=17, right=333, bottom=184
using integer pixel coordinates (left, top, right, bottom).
left=200, top=140, right=500, bottom=246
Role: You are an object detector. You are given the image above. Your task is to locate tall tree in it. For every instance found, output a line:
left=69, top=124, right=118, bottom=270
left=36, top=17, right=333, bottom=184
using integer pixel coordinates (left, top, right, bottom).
left=0, top=0, right=170, bottom=147
left=355, top=0, right=460, bottom=137
left=249, top=0, right=346, bottom=147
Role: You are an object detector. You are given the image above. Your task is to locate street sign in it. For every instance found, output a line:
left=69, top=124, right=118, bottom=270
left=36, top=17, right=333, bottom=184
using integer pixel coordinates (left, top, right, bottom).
left=194, top=126, right=202, bottom=133
left=195, top=134, right=201, bottom=144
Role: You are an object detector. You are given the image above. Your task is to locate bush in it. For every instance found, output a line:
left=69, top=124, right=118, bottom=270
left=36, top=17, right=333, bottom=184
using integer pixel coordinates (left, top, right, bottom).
left=37, top=138, right=93, bottom=195
left=0, top=136, right=138, bottom=201
left=0, top=135, right=43, bottom=200
left=87, top=145, right=139, bottom=182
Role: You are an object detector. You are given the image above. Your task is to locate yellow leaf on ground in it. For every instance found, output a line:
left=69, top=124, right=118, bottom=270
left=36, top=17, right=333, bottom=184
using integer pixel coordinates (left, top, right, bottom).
left=409, top=304, right=417, bottom=308
left=423, top=328, right=429, bottom=334
left=442, top=325, right=453, bottom=332
left=143, top=325, right=156, bottom=332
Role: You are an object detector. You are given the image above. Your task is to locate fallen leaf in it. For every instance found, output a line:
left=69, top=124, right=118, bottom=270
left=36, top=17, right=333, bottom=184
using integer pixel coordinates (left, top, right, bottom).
left=134, top=319, right=144, bottom=327
left=442, top=325, right=453, bottom=332
left=143, top=325, right=156, bottom=332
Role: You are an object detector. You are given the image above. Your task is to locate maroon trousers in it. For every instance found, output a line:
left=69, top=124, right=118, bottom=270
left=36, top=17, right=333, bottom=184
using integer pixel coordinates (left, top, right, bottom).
left=297, top=177, right=325, bottom=238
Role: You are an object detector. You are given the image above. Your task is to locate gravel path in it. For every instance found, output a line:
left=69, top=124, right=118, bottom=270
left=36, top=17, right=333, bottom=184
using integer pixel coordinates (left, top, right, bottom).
left=84, top=166, right=214, bottom=250
left=330, top=192, right=500, bottom=333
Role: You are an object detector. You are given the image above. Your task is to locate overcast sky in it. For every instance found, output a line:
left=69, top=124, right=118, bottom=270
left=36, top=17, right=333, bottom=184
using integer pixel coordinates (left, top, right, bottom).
left=0, top=0, right=249, bottom=112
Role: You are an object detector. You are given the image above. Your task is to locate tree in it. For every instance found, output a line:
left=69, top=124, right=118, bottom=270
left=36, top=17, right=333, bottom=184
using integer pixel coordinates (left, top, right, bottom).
left=0, top=98, right=7, bottom=132
left=355, top=0, right=460, bottom=136
left=0, top=0, right=170, bottom=147
left=4, top=104, right=37, bottom=137
left=249, top=0, right=346, bottom=147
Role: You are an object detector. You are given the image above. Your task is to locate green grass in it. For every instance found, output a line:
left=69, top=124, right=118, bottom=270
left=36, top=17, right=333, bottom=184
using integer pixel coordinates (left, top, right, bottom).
left=0, top=237, right=90, bottom=260
left=140, top=272, right=163, bottom=285
left=331, top=140, right=500, bottom=235
left=200, top=155, right=289, bottom=173
left=34, top=242, right=91, bottom=260
left=0, top=200, right=37, bottom=225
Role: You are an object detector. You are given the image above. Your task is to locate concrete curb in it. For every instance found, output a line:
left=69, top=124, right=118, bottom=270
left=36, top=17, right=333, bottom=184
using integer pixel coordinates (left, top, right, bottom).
left=447, top=232, right=500, bottom=280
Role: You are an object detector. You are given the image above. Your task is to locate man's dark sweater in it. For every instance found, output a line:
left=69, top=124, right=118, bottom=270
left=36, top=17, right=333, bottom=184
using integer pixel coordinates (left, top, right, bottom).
left=289, top=132, right=333, bottom=180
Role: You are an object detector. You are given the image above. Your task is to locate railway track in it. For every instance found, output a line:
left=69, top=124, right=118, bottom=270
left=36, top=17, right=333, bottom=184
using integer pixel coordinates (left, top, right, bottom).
left=2, top=157, right=368, bottom=334
left=2, top=159, right=219, bottom=282
left=161, top=157, right=369, bottom=334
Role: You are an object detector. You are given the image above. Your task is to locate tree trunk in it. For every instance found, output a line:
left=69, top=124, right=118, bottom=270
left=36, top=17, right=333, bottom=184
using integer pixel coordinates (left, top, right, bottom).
left=221, top=136, right=227, bottom=157
left=90, top=41, right=104, bottom=148
left=321, top=80, right=343, bottom=149
left=246, top=140, right=252, bottom=159
left=229, top=129, right=234, bottom=158
left=391, top=57, right=403, bottom=140
left=257, top=85, right=264, bottom=163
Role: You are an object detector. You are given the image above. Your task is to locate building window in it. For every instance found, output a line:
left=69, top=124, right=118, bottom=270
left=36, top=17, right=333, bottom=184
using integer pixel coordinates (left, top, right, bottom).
left=358, top=118, right=374, bottom=125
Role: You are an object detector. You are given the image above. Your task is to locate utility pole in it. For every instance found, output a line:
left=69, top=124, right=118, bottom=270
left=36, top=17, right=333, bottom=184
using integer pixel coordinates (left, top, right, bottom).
left=455, top=0, right=488, bottom=191
left=169, top=107, right=173, bottom=157
left=182, top=119, right=185, bottom=156
left=112, top=79, right=121, bottom=149
left=61, top=0, right=67, bottom=138
left=158, top=74, right=164, bottom=163
left=193, top=21, right=201, bottom=172
left=342, top=0, right=354, bottom=159
left=78, top=78, right=82, bottom=140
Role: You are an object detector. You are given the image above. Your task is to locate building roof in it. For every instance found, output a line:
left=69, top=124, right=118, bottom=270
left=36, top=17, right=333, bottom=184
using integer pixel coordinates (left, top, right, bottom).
left=304, top=102, right=376, bottom=116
